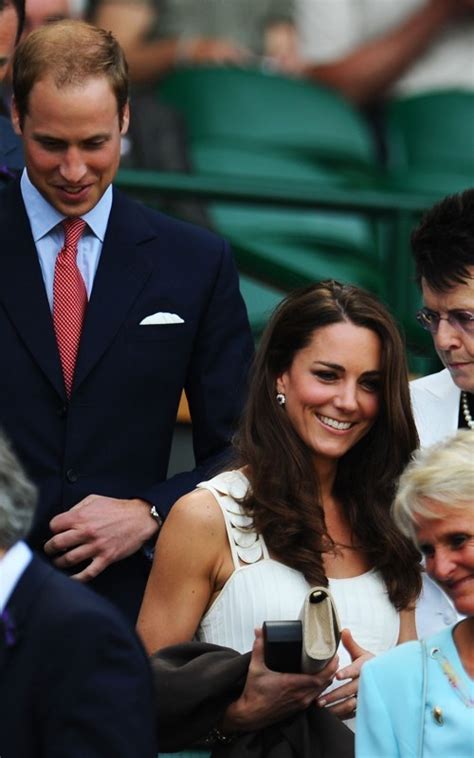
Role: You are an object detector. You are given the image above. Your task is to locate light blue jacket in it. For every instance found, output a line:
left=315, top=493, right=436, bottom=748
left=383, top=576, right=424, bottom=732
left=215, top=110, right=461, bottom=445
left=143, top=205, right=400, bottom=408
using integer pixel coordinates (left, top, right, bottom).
left=356, top=626, right=474, bottom=757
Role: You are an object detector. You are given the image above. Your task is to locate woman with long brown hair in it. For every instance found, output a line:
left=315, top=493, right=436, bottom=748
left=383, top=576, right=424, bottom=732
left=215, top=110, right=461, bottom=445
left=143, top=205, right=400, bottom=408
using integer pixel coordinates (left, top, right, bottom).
left=138, top=281, right=422, bottom=752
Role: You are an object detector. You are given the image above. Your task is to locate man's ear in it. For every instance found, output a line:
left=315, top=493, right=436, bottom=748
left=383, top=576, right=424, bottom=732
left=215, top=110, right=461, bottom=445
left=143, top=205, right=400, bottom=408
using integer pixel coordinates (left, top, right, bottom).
left=11, top=98, right=22, bottom=135
left=120, top=100, right=130, bottom=135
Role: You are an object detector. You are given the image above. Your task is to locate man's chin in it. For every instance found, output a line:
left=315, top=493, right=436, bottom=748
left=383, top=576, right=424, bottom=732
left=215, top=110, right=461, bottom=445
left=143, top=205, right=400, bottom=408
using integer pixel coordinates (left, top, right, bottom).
left=47, top=189, right=96, bottom=217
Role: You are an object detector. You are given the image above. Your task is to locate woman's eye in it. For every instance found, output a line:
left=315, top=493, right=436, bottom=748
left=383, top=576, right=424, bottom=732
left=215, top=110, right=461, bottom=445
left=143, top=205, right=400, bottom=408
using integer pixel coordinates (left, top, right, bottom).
left=361, top=379, right=380, bottom=392
left=419, top=544, right=434, bottom=558
left=314, top=371, right=337, bottom=381
left=453, top=311, right=474, bottom=324
left=450, top=533, right=469, bottom=549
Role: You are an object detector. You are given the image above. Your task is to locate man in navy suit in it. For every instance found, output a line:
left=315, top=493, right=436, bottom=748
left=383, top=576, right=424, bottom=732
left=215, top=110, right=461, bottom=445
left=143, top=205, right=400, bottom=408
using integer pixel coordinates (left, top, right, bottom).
left=0, top=431, right=158, bottom=758
left=2, top=19, right=253, bottom=622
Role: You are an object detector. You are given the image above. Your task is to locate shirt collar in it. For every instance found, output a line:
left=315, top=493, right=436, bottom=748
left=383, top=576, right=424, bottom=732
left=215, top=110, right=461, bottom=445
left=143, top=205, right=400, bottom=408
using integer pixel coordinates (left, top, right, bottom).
left=0, top=541, right=32, bottom=612
left=20, top=168, right=112, bottom=242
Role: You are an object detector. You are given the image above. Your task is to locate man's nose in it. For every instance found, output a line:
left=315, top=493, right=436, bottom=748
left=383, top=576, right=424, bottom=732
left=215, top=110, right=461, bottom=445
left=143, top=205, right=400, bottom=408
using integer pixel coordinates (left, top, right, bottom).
left=59, top=149, right=87, bottom=183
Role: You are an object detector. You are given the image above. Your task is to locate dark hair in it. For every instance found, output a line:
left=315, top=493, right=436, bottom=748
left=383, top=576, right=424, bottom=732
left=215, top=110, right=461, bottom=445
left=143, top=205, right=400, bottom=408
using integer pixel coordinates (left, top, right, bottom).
left=12, top=19, right=129, bottom=128
left=0, top=0, right=25, bottom=43
left=411, top=188, right=474, bottom=292
left=235, top=281, right=421, bottom=610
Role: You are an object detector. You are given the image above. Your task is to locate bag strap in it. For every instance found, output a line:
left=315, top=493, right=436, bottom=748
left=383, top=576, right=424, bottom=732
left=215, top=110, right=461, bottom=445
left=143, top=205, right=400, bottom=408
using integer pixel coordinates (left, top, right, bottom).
left=417, top=639, right=428, bottom=758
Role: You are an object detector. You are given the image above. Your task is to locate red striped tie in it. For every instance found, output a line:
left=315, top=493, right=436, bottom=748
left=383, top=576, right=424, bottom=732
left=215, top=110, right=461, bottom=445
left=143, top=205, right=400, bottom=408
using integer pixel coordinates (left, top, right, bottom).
left=53, top=217, right=87, bottom=397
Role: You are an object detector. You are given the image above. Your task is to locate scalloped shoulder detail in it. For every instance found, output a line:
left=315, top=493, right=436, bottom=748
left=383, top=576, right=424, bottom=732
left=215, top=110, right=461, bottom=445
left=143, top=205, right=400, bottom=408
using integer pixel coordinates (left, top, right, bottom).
left=197, top=471, right=264, bottom=565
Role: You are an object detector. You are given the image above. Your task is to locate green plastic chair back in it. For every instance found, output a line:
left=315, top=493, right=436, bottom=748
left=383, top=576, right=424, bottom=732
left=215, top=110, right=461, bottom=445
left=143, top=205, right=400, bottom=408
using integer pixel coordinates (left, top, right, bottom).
left=210, top=204, right=377, bottom=259
left=190, top=142, right=380, bottom=267
left=387, top=90, right=474, bottom=177
left=232, top=236, right=384, bottom=296
left=239, top=274, right=284, bottom=338
left=158, top=66, right=377, bottom=172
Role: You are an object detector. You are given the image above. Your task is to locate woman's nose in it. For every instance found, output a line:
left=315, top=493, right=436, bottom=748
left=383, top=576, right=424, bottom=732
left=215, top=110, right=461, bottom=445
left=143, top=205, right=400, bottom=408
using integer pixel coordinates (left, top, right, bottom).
left=433, top=317, right=462, bottom=353
left=428, top=547, right=456, bottom=584
left=333, top=383, right=357, bottom=411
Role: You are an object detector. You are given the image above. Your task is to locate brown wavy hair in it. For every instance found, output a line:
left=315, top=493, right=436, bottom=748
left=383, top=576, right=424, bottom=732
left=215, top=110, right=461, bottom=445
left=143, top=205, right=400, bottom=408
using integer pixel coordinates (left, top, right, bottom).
left=234, top=281, right=421, bottom=610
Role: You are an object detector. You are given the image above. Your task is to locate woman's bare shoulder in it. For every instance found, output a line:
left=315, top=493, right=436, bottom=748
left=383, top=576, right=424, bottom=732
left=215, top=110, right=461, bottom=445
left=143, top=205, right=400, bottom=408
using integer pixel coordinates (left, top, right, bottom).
left=167, top=486, right=225, bottom=534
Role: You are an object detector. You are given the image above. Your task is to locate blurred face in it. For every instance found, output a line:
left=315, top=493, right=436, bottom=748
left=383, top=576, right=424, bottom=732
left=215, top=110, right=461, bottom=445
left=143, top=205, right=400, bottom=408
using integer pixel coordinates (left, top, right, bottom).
left=0, top=4, right=18, bottom=82
left=422, top=269, right=474, bottom=393
left=276, top=321, right=382, bottom=469
left=12, top=74, right=129, bottom=216
left=416, top=500, right=474, bottom=617
left=22, top=0, right=70, bottom=39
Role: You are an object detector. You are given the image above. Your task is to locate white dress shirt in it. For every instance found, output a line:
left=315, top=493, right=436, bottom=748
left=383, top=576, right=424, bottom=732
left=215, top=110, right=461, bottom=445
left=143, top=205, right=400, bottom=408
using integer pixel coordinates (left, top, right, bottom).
left=20, top=169, right=113, bottom=310
left=0, top=541, right=32, bottom=612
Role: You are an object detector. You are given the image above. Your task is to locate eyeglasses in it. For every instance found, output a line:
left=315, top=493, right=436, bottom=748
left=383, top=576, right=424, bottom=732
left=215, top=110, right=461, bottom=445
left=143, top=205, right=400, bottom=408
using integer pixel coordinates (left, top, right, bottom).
left=416, top=307, right=474, bottom=335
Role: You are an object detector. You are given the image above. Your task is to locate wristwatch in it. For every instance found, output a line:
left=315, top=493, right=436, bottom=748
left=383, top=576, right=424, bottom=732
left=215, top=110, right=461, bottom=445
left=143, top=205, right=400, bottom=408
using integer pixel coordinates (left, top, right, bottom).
left=149, top=504, right=163, bottom=529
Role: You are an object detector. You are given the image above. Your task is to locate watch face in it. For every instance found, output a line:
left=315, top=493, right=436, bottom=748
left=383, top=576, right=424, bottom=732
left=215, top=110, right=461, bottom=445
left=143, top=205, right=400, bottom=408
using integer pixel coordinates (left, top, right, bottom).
left=150, top=505, right=162, bottom=525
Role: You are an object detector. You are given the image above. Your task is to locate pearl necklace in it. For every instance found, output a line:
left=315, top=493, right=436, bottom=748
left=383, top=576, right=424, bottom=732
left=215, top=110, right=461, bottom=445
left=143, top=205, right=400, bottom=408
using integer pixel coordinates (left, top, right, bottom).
left=461, top=392, right=474, bottom=430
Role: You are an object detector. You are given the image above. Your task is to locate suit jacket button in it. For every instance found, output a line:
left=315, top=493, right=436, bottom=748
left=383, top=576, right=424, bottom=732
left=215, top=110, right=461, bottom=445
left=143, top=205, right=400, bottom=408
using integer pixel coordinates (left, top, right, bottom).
left=66, top=469, right=78, bottom=483
left=57, top=405, right=67, bottom=418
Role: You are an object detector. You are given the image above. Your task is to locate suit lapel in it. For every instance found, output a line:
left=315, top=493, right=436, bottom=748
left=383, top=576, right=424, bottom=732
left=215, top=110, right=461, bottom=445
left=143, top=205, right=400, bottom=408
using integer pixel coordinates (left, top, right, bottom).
left=0, top=183, right=65, bottom=397
left=418, top=369, right=460, bottom=446
left=0, top=184, right=159, bottom=396
left=72, top=189, right=155, bottom=392
left=0, top=555, right=51, bottom=670
left=430, top=369, right=460, bottom=434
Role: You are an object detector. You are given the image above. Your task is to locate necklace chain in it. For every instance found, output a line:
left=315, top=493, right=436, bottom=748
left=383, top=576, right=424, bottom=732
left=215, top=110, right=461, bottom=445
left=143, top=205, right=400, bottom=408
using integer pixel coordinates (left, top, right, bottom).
left=461, top=392, right=474, bottom=430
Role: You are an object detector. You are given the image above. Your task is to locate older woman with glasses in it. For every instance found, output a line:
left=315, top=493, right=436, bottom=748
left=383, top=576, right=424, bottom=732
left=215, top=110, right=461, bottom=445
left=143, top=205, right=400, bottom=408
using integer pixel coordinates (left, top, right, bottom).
left=410, top=189, right=474, bottom=451
left=356, top=430, right=474, bottom=758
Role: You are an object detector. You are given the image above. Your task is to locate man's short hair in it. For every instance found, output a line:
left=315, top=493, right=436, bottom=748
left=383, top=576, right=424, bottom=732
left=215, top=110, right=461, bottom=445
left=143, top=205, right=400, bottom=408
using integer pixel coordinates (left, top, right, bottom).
left=0, top=0, right=25, bottom=43
left=411, top=188, right=474, bottom=292
left=0, top=431, right=37, bottom=550
left=12, top=19, right=129, bottom=128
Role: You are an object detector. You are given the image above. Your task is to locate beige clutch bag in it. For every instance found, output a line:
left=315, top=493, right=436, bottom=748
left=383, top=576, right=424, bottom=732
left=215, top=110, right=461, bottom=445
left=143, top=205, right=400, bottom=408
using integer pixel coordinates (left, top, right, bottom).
left=299, top=586, right=341, bottom=674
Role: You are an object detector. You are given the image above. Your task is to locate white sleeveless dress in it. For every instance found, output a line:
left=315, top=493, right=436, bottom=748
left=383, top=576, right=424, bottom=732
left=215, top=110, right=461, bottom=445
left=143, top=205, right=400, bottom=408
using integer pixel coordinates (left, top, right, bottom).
left=159, top=470, right=400, bottom=755
left=196, top=472, right=400, bottom=704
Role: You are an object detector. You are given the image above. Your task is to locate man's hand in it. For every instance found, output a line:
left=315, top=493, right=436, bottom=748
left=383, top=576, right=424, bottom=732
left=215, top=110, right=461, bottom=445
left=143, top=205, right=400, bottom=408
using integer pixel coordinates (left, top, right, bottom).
left=44, top=496, right=159, bottom=581
left=317, top=628, right=374, bottom=720
left=263, top=22, right=305, bottom=76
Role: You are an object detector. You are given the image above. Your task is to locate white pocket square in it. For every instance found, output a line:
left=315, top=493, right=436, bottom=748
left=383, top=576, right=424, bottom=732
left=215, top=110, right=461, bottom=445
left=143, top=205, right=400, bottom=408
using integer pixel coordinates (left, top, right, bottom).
left=139, top=312, right=185, bottom=325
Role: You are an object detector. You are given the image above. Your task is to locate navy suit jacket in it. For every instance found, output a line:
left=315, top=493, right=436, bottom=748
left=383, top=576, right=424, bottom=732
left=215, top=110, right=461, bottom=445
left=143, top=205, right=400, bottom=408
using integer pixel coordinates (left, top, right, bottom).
left=0, top=553, right=158, bottom=758
left=0, top=115, right=23, bottom=185
left=0, top=180, right=253, bottom=620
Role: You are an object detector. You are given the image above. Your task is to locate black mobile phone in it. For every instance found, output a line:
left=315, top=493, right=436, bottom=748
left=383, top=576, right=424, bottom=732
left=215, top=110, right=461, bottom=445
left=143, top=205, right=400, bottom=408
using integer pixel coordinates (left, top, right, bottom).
left=262, top=620, right=302, bottom=673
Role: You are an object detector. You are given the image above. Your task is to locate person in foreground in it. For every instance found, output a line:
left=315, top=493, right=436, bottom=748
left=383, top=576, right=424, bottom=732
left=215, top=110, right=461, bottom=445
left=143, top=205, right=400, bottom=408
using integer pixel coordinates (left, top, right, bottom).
left=0, top=431, right=158, bottom=758
left=3, top=20, right=253, bottom=622
left=138, top=281, right=422, bottom=753
left=356, top=430, right=474, bottom=758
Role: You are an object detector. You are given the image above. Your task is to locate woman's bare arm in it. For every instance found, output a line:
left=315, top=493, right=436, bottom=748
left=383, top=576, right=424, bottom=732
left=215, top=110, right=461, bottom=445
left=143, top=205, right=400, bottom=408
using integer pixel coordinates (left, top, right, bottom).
left=304, top=0, right=470, bottom=104
left=137, top=488, right=228, bottom=653
left=93, top=1, right=249, bottom=84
